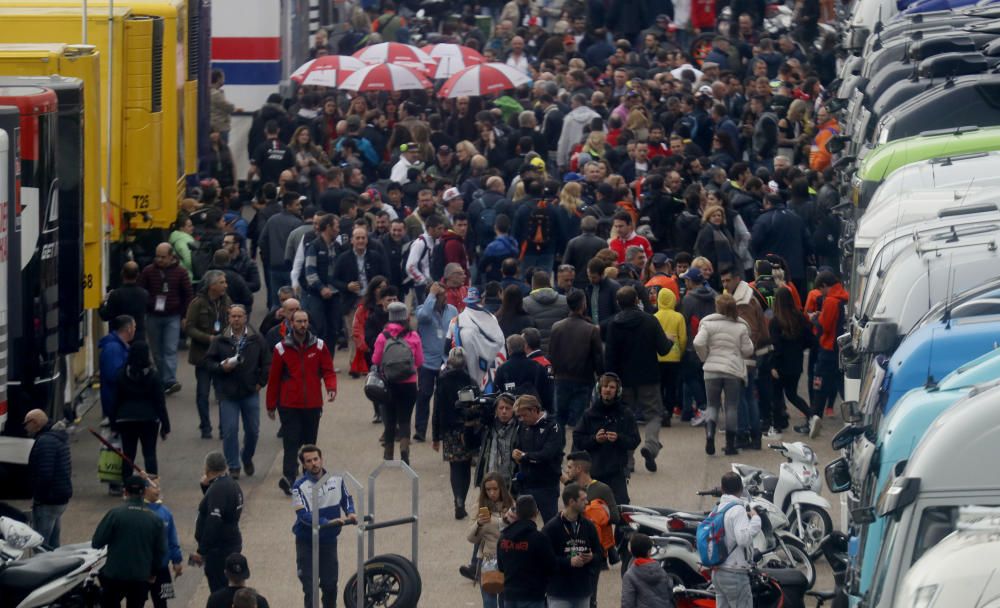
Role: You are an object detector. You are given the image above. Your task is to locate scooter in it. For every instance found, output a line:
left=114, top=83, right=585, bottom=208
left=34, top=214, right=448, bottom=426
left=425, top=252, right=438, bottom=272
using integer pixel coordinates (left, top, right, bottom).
left=731, top=442, right=833, bottom=555
left=670, top=552, right=812, bottom=608
left=0, top=517, right=106, bottom=608
left=620, top=489, right=816, bottom=588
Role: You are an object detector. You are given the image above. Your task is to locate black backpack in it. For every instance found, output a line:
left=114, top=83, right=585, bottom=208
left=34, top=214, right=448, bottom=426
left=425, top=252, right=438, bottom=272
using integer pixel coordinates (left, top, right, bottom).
left=588, top=204, right=614, bottom=240
left=524, top=199, right=552, bottom=253
left=188, top=239, right=216, bottom=282
left=430, top=238, right=448, bottom=281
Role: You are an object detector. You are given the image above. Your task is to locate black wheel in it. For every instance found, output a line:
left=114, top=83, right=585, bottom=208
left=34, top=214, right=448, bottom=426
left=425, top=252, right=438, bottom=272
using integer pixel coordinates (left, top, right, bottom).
left=374, top=554, right=422, bottom=603
left=343, top=556, right=419, bottom=608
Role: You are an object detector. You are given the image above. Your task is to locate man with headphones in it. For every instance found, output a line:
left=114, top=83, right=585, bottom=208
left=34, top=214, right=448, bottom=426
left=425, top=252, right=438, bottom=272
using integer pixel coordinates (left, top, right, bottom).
left=571, top=373, right=641, bottom=505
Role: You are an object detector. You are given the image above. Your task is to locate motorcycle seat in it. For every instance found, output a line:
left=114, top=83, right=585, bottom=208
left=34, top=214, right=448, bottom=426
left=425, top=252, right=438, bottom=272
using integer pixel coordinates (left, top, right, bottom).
left=0, top=555, right=83, bottom=592
left=761, top=566, right=809, bottom=588
left=807, top=590, right=838, bottom=600
left=648, top=507, right=707, bottom=519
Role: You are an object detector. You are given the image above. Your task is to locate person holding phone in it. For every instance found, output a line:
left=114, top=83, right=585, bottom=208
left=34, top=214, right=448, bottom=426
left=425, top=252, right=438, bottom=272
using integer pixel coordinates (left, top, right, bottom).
left=540, top=482, right=603, bottom=608
left=464, top=472, right=515, bottom=607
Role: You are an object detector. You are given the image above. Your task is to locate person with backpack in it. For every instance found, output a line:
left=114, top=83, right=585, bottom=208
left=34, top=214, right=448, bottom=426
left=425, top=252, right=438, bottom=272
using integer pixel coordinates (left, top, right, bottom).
left=405, top=214, right=447, bottom=303
left=701, top=472, right=761, bottom=608
left=371, top=302, right=424, bottom=465
left=513, top=179, right=562, bottom=275
left=478, top=214, right=519, bottom=285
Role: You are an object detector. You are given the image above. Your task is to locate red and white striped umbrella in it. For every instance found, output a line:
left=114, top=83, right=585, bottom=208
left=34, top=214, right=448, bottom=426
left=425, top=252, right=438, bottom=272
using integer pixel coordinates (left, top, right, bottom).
left=289, top=55, right=367, bottom=86
left=338, top=63, right=432, bottom=92
left=420, top=43, right=486, bottom=79
left=438, top=62, right=532, bottom=98
left=352, top=42, right=437, bottom=72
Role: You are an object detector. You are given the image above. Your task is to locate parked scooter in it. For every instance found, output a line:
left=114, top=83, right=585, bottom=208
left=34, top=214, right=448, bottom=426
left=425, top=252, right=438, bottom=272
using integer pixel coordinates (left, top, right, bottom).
left=805, top=531, right=850, bottom=608
left=731, top=442, right=833, bottom=554
left=0, top=517, right=106, bottom=608
left=671, top=556, right=812, bottom=608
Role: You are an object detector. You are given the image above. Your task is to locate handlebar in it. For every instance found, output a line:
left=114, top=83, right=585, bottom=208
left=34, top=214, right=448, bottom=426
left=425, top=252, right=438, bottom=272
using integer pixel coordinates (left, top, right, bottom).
left=697, top=488, right=723, bottom=497
left=768, top=444, right=785, bottom=450
left=320, top=518, right=359, bottom=529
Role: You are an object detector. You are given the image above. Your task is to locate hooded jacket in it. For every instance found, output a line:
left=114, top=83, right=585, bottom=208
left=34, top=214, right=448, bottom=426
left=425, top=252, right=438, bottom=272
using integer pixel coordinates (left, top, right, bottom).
left=655, top=289, right=687, bottom=363
left=621, top=559, right=676, bottom=608
left=266, top=332, right=337, bottom=410
left=572, top=397, right=641, bottom=482
left=693, top=313, right=754, bottom=382
left=497, top=519, right=555, bottom=601
left=604, top=307, right=672, bottom=387
left=495, top=352, right=553, bottom=411
left=523, top=288, right=568, bottom=351
left=113, top=364, right=170, bottom=433
left=557, top=105, right=602, bottom=169
left=817, top=282, right=849, bottom=351
left=99, top=332, right=130, bottom=417
left=731, top=280, right=771, bottom=358
left=28, top=423, right=73, bottom=505
left=681, top=283, right=718, bottom=350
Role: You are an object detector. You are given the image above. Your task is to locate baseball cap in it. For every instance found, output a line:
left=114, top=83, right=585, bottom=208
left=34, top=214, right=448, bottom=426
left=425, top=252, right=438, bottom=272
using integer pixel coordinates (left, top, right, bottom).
left=463, top=286, right=482, bottom=305
left=443, top=187, right=462, bottom=202
left=225, top=553, right=251, bottom=579
left=562, top=172, right=584, bottom=182
left=124, top=475, right=148, bottom=493
left=437, top=144, right=453, bottom=155
left=530, top=156, right=546, bottom=170
left=701, top=62, right=719, bottom=72
left=652, top=252, right=671, bottom=266
left=680, top=267, right=703, bottom=282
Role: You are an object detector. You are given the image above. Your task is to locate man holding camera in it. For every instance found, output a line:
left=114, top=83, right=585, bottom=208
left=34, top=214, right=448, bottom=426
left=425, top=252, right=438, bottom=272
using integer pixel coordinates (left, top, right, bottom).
left=202, top=304, right=271, bottom=478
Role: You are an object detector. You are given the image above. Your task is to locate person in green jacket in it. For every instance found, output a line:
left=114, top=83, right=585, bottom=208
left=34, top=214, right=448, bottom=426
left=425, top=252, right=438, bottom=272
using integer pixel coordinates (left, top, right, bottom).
left=169, top=213, right=196, bottom=281
left=92, top=475, right=167, bottom=607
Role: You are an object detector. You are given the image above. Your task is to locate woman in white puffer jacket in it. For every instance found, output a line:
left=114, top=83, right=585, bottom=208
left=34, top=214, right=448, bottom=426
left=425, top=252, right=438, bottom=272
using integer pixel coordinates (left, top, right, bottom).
left=693, top=293, right=754, bottom=457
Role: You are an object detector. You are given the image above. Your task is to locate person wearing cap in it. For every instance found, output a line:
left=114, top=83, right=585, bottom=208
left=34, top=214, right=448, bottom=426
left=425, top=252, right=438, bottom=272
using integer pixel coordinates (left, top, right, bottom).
left=206, top=554, right=270, bottom=608
left=645, top=253, right=681, bottom=303
left=427, top=144, right=461, bottom=184
left=290, top=445, right=356, bottom=608
left=390, top=142, right=423, bottom=185
left=372, top=301, right=424, bottom=464
left=193, top=452, right=244, bottom=592
left=143, top=479, right=183, bottom=608
left=92, top=475, right=167, bottom=607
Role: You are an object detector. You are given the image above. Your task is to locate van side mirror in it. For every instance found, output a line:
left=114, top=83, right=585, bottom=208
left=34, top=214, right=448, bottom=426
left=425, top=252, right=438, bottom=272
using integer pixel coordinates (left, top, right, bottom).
left=851, top=507, right=876, bottom=525
left=827, top=135, right=849, bottom=154
left=840, top=400, right=862, bottom=423
left=825, top=457, right=852, bottom=493
left=831, top=422, right=868, bottom=450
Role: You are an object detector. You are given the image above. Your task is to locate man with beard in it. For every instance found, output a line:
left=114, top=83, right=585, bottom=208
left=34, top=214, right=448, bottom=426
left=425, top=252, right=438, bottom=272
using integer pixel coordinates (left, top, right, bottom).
left=571, top=373, right=640, bottom=505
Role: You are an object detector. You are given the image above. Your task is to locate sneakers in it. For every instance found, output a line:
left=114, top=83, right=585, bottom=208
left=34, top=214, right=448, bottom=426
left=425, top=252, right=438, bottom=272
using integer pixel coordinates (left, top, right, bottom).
left=794, top=423, right=810, bottom=435
left=165, top=383, right=182, bottom=396
left=690, top=411, right=706, bottom=427
left=278, top=477, right=292, bottom=496
left=765, top=426, right=782, bottom=439
left=640, top=447, right=657, bottom=472
left=100, top=417, right=110, bottom=427
left=809, top=415, right=822, bottom=439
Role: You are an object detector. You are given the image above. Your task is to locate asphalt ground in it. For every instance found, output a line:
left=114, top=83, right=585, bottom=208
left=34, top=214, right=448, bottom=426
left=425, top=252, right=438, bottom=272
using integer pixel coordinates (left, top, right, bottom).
left=9, top=293, right=842, bottom=607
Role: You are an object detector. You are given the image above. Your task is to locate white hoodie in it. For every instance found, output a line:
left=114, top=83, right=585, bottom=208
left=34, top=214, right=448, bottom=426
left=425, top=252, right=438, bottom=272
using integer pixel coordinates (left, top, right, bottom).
left=557, top=105, right=601, bottom=169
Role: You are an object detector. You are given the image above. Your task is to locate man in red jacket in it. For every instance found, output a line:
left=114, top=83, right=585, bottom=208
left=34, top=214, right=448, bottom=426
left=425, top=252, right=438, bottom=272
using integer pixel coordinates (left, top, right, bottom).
left=608, top=212, right=652, bottom=264
left=266, top=310, right=337, bottom=494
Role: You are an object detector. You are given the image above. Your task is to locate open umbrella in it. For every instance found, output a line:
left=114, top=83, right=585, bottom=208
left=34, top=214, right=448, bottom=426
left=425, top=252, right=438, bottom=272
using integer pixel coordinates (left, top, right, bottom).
left=438, top=62, right=531, bottom=98
left=421, top=43, right=485, bottom=79
left=338, top=63, right=432, bottom=92
left=289, top=55, right=367, bottom=86
left=353, top=42, right=437, bottom=72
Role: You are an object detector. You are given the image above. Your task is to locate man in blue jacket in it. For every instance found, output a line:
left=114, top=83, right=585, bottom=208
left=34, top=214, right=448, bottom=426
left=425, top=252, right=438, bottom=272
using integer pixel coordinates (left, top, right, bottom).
left=291, top=444, right=356, bottom=608
left=414, top=281, right=458, bottom=441
left=98, top=315, right=135, bottom=423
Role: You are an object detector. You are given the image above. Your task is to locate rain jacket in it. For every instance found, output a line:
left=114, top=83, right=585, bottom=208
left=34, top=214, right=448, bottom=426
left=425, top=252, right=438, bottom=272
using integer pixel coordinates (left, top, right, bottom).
left=654, top=289, right=687, bottom=363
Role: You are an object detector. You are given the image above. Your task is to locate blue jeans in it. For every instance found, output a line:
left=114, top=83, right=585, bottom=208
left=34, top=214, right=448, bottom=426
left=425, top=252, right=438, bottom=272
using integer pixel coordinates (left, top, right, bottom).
left=522, top=485, right=559, bottom=523
left=415, top=367, right=438, bottom=436
left=220, top=394, right=261, bottom=471
left=554, top=380, right=591, bottom=428
left=738, top=365, right=760, bottom=436
left=195, top=365, right=214, bottom=435
left=520, top=252, right=555, bottom=277
left=147, top=315, right=181, bottom=386
left=547, top=598, right=590, bottom=608
left=482, top=587, right=503, bottom=608
left=32, top=503, right=67, bottom=547
left=269, top=268, right=291, bottom=309
left=681, top=351, right=706, bottom=417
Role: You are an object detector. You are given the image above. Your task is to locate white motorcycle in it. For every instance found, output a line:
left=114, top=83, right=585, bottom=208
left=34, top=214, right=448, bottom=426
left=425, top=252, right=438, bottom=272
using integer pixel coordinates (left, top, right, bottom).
left=731, top=442, right=833, bottom=554
left=0, top=517, right=106, bottom=608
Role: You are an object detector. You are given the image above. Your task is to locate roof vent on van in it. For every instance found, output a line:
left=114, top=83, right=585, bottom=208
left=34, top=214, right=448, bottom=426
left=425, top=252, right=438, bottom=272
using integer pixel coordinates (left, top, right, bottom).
left=918, top=52, right=989, bottom=79
left=909, top=36, right=977, bottom=62
left=929, top=151, right=990, bottom=165
left=938, top=203, right=999, bottom=218
left=918, top=125, right=980, bottom=137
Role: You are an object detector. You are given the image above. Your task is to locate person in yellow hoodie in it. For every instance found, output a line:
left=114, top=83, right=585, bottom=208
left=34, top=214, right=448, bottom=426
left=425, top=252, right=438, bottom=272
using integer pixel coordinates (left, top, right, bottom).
left=655, top=288, right=687, bottom=427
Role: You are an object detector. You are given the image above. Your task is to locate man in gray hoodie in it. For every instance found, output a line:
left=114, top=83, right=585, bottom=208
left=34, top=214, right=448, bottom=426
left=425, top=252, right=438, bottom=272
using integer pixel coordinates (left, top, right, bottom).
left=523, top=271, right=567, bottom=351
left=556, top=94, right=602, bottom=170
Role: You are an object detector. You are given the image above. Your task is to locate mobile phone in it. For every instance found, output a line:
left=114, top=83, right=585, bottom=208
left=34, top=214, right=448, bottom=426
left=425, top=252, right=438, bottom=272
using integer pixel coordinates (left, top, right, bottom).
left=479, top=507, right=491, bottom=519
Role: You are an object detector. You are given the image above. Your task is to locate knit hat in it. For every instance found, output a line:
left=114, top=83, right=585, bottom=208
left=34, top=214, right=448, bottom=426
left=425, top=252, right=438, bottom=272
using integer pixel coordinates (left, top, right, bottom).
left=387, top=301, right=408, bottom=323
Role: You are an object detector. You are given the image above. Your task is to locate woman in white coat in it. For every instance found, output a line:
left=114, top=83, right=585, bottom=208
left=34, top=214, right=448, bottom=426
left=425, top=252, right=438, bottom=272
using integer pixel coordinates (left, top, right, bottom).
left=693, top=293, right=754, bottom=456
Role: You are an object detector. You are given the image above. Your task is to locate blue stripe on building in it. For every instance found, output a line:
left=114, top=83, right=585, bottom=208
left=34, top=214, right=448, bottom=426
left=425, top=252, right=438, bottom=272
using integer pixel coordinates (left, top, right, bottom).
left=212, top=61, right=283, bottom=85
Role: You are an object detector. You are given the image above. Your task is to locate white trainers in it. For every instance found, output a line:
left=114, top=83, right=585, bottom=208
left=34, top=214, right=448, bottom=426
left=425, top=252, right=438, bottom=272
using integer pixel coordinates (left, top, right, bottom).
left=691, top=411, right=706, bottom=427
left=766, top=426, right=782, bottom=439
left=809, top=415, right=822, bottom=439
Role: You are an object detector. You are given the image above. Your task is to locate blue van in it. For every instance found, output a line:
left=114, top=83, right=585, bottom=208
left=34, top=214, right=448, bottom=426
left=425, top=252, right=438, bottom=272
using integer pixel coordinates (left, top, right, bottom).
left=827, top=346, right=1000, bottom=600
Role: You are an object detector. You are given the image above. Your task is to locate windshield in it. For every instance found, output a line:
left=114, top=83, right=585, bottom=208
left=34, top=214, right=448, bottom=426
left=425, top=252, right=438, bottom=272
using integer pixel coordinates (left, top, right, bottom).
left=937, top=349, right=1000, bottom=390
left=870, top=512, right=901, bottom=606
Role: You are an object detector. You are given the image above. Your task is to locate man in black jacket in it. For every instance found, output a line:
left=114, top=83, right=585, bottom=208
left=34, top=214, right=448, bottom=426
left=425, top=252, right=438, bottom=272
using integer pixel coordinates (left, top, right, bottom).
left=584, top=258, right=621, bottom=338
left=202, top=305, right=270, bottom=478
left=99, top=261, right=149, bottom=340
left=222, top=234, right=261, bottom=294
left=498, top=495, right=556, bottom=606
left=332, top=226, right=391, bottom=318
left=494, top=334, right=553, bottom=411
left=572, top=374, right=641, bottom=505
left=512, top=395, right=564, bottom=523
left=604, top=287, right=672, bottom=474
left=24, top=409, right=72, bottom=547
left=751, top=194, right=812, bottom=294
left=210, top=249, right=254, bottom=315
left=192, top=451, right=244, bottom=593
left=549, top=290, right=605, bottom=429
left=541, top=483, right=603, bottom=607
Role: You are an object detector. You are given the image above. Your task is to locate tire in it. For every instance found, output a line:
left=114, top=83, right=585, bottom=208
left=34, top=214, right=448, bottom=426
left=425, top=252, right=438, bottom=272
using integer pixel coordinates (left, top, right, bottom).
left=788, top=505, right=834, bottom=556
left=374, top=554, right=422, bottom=602
left=772, top=536, right=816, bottom=589
left=343, top=555, right=419, bottom=608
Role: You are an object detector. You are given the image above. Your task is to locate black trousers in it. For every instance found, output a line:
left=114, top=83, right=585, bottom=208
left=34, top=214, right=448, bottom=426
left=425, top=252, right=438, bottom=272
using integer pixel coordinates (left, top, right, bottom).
left=99, top=575, right=149, bottom=608
left=118, top=420, right=159, bottom=478
left=204, top=550, right=231, bottom=593
left=777, top=371, right=813, bottom=419
left=296, top=539, right=339, bottom=608
left=279, top=407, right=322, bottom=482
left=383, top=382, right=418, bottom=446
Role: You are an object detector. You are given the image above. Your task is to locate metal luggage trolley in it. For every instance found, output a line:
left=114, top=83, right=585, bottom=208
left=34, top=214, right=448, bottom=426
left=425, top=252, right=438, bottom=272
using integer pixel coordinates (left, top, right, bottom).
left=309, top=460, right=421, bottom=608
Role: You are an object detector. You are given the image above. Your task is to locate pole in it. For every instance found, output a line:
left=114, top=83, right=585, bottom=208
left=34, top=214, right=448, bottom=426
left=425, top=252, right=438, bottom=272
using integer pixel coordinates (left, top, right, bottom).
left=311, top=471, right=330, bottom=608
left=82, top=0, right=88, bottom=43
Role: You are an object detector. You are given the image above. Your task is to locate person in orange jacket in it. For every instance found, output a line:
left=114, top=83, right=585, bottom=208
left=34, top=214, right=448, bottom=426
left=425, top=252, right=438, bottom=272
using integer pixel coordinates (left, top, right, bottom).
left=809, top=106, right=840, bottom=172
left=807, top=270, right=848, bottom=438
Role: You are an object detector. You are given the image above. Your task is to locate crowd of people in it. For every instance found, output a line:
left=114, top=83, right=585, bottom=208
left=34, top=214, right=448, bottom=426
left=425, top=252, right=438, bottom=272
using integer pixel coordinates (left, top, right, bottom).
left=11, top=0, right=857, bottom=606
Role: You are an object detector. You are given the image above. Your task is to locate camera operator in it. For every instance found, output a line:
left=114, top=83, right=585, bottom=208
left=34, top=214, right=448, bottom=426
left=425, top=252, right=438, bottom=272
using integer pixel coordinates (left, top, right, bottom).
left=202, top=304, right=271, bottom=478
left=432, top=347, right=478, bottom=520
left=475, top=393, right=519, bottom=490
